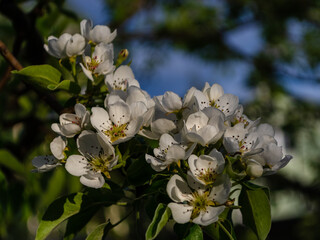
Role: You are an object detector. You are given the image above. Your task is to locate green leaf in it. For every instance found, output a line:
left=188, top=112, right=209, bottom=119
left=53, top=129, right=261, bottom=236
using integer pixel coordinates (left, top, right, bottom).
left=12, top=65, right=61, bottom=89
left=239, top=183, right=271, bottom=240
left=36, top=192, right=85, bottom=240
left=204, top=220, right=237, bottom=240
left=64, top=206, right=100, bottom=239
left=145, top=203, right=171, bottom=240
left=185, top=224, right=203, bottom=240
left=47, top=80, right=81, bottom=94
left=86, top=221, right=113, bottom=240
left=0, top=149, right=25, bottom=176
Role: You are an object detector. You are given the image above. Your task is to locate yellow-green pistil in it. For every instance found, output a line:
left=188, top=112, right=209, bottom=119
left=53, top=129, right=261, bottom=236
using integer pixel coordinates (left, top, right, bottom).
left=89, top=153, right=114, bottom=178
left=197, top=168, right=217, bottom=185
left=104, top=123, right=128, bottom=143
left=190, top=191, right=215, bottom=219
left=87, top=56, right=101, bottom=72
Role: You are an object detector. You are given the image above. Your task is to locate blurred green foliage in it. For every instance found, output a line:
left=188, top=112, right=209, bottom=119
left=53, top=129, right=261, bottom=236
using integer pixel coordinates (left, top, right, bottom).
left=1, top=0, right=320, bottom=239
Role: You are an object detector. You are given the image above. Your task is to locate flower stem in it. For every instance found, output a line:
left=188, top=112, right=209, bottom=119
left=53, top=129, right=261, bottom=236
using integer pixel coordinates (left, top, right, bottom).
left=218, top=221, right=234, bottom=240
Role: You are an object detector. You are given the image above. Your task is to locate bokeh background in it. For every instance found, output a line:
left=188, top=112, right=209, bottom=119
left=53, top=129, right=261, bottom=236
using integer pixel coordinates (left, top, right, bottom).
left=1, top=0, right=320, bottom=239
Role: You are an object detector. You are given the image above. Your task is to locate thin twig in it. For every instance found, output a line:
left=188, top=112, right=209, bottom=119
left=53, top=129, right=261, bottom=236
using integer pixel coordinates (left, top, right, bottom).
left=0, top=40, right=23, bottom=70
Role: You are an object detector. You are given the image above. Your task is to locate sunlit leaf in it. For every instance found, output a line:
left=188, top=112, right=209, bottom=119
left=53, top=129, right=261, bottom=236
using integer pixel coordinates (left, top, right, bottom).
left=47, top=79, right=81, bottom=94
left=12, top=65, right=61, bottom=89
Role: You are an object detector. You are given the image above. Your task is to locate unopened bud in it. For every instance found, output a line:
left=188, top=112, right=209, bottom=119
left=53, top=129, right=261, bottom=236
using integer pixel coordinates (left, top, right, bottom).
left=246, top=161, right=263, bottom=178
left=115, top=49, right=129, bottom=67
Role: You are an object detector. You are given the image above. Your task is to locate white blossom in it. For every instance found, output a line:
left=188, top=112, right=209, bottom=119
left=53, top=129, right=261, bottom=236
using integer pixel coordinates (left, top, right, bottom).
left=166, top=174, right=231, bottom=226
left=32, top=136, right=67, bottom=172
left=182, top=108, right=225, bottom=146
left=51, top=103, right=90, bottom=138
left=145, top=133, right=186, bottom=171
left=81, top=19, right=117, bottom=44
left=90, top=102, right=143, bottom=145
left=105, top=65, right=140, bottom=91
left=80, top=43, right=115, bottom=81
left=65, top=130, right=118, bottom=188
left=44, top=33, right=86, bottom=59
left=188, top=149, right=225, bottom=186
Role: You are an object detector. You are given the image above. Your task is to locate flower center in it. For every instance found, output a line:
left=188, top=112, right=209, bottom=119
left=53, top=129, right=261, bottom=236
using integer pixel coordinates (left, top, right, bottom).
left=196, top=168, right=217, bottom=185
left=87, top=56, right=101, bottom=72
left=103, top=123, right=128, bottom=143
left=190, top=191, right=215, bottom=219
left=88, top=152, right=114, bottom=178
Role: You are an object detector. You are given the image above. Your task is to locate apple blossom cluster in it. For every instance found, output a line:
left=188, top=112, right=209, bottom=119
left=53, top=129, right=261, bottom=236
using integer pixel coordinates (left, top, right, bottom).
left=32, top=19, right=292, bottom=227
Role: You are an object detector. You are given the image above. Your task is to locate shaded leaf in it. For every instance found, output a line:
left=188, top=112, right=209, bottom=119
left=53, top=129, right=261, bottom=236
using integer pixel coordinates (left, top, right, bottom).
left=204, top=219, right=237, bottom=240
left=0, top=149, right=25, bottom=176
left=86, top=221, right=113, bottom=240
left=145, top=203, right=171, bottom=240
left=185, top=224, right=203, bottom=240
left=64, top=206, right=100, bottom=239
left=36, top=192, right=85, bottom=240
left=239, top=183, right=271, bottom=240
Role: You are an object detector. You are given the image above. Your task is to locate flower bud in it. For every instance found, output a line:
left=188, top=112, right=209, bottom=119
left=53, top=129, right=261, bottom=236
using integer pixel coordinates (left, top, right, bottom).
left=115, top=49, right=129, bottom=67
left=246, top=161, right=263, bottom=178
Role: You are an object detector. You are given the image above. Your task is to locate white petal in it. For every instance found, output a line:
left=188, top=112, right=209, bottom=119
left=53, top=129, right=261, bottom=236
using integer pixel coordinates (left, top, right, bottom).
left=80, top=19, right=92, bottom=40
left=60, top=124, right=81, bottom=138
left=51, top=123, right=62, bottom=135
left=207, top=83, right=224, bottom=102
left=209, top=174, right=231, bottom=204
left=126, top=117, right=143, bottom=136
left=215, top=94, right=239, bottom=118
left=145, top=154, right=167, bottom=172
left=151, top=118, right=177, bottom=135
left=185, top=111, right=208, bottom=130
left=193, top=206, right=225, bottom=226
left=77, top=130, right=101, bottom=157
left=162, top=91, right=182, bottom=112
left=129, top=102, right=148, bottom=120
left=168, top=203, right=193, bottom=224
left=90, top=25, right=112, bottom=44
left=183, top=87, right=197, bottom=108
left=109, top=102, right=131, bottom=125
left=166, top=145, right=185, bottom=162
left=65, top=155, right=89, bottom=176
left=91, top=107, right=112, bottom=133
left=159, top=133, right=176, bottom=149
left=50, top=136, right=67, bottom=160
left=167, top=174, right=192, bottom=202
left=257, top=123, right=275, bottom=137
left=80, top=173, right=105, bottom=188
left=75, top=103, right=87, bottom=118
left=66, top=33, right=86, bottom=57
left=196, top=155, right=218, bottom=172
left=32, top=155, right=59, bottom=172
left=97, top=132, right=115, bottom=158
left=80, top=63, right=94, bottom=81
left=188, top=155, right=199, bottom=176
left=193, top=90, right=210, bottom=110
left=187, top=172, right=206, bottom=190
left=208, top=149, right=225, bottom=173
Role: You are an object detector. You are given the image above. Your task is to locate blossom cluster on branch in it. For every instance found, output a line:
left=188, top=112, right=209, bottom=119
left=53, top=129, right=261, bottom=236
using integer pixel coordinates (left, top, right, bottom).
left=28, top=19, right=292, bottom=239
